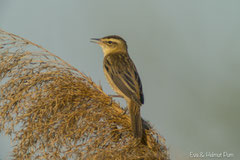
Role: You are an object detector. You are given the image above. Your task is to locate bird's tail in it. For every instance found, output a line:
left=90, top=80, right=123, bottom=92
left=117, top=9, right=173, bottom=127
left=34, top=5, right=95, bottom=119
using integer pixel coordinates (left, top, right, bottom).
left=128, top=100, right=142, bottom=139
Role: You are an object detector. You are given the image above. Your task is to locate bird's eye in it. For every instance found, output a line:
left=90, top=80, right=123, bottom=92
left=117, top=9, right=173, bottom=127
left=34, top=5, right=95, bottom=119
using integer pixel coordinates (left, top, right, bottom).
left=108, top=41, right=113, bottom=44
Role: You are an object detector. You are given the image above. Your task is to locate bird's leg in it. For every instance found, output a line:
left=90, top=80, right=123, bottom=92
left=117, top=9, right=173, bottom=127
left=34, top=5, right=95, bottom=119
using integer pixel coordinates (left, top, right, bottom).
left=108, top=95, right=124, bottom=98
left=108, top=95, right=127, bottom=115
left=108, top=95, right=124, bottom=106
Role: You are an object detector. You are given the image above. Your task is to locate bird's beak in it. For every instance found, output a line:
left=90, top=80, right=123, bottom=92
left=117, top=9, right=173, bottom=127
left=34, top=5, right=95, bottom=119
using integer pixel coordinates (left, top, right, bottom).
left=90, top=38, right=101, bottom=44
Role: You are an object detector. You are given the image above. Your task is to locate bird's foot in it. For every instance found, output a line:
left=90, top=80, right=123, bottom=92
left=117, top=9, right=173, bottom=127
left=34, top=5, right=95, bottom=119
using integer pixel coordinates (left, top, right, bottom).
left=121, top=107, right=128, bottom=115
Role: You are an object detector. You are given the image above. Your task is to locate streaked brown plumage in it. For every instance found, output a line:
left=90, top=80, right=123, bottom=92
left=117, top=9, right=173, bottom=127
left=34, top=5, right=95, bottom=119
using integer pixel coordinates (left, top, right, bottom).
left=91, top=35, right=144, bottom=140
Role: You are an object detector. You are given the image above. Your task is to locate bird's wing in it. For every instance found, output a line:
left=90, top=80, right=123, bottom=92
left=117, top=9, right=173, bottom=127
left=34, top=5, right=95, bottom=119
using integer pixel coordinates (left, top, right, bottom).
left=104, top=53, right=144, bottom=104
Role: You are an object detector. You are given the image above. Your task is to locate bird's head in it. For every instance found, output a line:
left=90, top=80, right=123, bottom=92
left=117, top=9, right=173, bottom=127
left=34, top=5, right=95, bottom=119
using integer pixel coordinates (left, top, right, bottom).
left=91, top=35, right=128, bottom=56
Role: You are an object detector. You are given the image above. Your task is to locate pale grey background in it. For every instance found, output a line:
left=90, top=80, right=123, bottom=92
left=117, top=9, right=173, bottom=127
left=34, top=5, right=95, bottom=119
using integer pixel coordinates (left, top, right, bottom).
left=1, top=0, right=240, bottom=160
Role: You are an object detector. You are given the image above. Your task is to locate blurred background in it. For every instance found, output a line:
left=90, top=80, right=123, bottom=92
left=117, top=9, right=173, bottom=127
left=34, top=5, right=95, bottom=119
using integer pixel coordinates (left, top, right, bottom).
left=0, top=0, right=240, bottom=159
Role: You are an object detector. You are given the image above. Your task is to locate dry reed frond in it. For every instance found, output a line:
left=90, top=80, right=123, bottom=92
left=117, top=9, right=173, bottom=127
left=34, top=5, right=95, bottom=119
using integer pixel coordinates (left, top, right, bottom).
left=0, top=29, right=169, bottom=160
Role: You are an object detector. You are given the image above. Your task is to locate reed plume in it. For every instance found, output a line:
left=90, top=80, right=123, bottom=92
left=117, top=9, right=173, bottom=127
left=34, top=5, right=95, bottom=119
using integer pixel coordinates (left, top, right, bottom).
left=0, top=29, right=169, bottom=160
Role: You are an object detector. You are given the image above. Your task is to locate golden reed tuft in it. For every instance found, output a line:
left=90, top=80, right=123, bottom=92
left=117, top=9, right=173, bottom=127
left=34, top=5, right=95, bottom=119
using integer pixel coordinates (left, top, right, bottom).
left=0, top=29, right=169, bottom=160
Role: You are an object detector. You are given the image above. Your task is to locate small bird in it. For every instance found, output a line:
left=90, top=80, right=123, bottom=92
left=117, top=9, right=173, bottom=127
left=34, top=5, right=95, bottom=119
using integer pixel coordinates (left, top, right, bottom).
left=91, top=35, right=144, bottom=139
